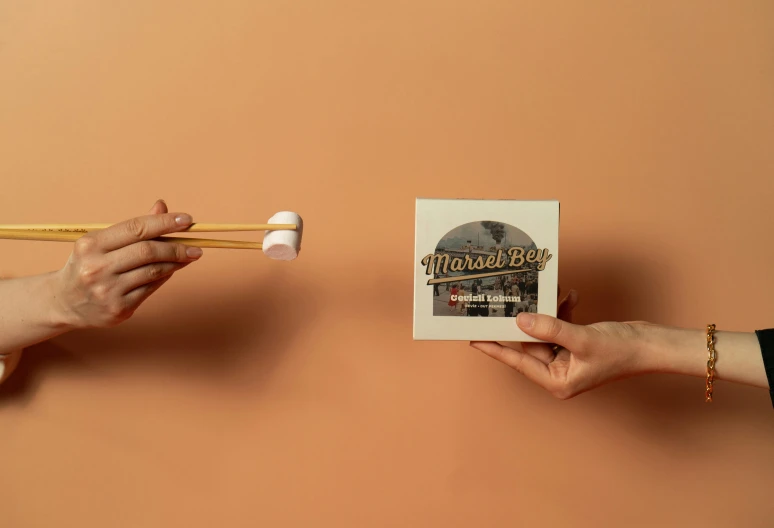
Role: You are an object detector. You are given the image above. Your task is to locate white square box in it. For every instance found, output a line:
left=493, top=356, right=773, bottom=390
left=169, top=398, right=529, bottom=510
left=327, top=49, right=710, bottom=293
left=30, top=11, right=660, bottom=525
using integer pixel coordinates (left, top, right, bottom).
left=413, top=198, right=560, bottom=342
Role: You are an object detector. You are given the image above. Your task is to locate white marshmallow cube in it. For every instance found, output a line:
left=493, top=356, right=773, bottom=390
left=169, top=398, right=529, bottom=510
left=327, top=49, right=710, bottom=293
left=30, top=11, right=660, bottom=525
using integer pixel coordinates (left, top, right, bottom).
left=262, top=211, right=303, bottom=261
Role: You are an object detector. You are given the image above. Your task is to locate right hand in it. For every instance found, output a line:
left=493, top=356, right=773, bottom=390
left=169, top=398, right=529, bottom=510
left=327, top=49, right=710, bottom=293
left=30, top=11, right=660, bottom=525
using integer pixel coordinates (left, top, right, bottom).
left=51, top=200, right=203, bottom=330
left=471, top=290, right=660, bottom=399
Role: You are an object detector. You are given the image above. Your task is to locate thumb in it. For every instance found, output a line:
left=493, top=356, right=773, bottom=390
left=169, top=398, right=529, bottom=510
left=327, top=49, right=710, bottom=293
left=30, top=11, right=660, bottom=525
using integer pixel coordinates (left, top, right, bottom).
left=516, top=312, right=588, bottom=350
left=148, top=199, right=168, bottom=215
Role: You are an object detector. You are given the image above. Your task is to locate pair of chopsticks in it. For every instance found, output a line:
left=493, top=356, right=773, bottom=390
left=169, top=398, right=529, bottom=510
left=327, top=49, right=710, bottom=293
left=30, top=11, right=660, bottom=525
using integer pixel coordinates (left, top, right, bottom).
left=0, top=223, right=298, bottom=250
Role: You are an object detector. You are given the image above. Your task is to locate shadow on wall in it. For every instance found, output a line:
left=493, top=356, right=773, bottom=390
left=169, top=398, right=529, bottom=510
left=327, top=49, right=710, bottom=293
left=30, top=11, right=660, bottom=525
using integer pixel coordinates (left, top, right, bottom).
left=0, top=266, right=319, bottom=407
left=557, top=243, right=670, bottom=325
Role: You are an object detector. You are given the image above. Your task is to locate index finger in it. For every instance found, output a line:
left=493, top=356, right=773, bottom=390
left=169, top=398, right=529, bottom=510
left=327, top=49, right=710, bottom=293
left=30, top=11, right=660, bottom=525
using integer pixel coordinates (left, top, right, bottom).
left=92, top=213, right=193, bottom=251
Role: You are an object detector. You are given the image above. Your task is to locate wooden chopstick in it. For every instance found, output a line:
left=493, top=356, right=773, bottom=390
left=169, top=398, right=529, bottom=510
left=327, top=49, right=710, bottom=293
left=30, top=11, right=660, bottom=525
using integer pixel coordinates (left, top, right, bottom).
left=0, top=229, right=263, bottom=250
left=0, top=223, right=296, bottom=233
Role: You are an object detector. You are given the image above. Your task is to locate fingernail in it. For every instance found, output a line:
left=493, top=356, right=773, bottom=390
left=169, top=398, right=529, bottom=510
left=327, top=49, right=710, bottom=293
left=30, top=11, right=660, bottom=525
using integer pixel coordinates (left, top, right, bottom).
left=176, top=214, right=193, bottom=225
left=158, top=199, right=166, bottom=205
left=517, top=313, right=535, bottom=329
left=186, top=247, right=203, bottom=259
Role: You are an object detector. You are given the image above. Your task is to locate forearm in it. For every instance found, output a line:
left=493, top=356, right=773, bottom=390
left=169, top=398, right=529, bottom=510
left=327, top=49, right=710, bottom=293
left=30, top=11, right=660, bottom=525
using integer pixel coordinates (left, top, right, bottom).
left=0, top=271, right=73, bottom=355
left=643, top=326, right=769, bottom=389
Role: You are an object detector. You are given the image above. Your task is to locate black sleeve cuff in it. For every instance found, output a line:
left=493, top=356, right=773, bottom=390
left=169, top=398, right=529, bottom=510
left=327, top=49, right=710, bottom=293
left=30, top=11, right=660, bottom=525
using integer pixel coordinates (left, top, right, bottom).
left=754, top=329, right=774, bottom=408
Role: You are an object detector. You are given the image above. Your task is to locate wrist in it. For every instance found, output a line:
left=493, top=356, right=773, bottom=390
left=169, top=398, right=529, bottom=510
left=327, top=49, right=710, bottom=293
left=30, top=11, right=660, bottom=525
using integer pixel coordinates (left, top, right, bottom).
left=41, top=270, right=82, bottom=332
left=639, top=324, right=706, bottom=378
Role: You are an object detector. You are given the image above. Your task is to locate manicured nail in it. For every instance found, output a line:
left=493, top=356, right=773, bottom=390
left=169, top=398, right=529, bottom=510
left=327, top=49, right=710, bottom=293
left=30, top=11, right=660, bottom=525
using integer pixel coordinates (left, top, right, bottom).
left=176, top=214, right=193, bottom=225
left=186, top=247, right=203, bottom=259
left=517, top=313, right=535, bottom=329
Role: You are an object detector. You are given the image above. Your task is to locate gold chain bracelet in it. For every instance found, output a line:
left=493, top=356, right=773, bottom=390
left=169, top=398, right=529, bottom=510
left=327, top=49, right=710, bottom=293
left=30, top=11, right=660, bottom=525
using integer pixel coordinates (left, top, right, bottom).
left=705, top=324, right=716, bottom=402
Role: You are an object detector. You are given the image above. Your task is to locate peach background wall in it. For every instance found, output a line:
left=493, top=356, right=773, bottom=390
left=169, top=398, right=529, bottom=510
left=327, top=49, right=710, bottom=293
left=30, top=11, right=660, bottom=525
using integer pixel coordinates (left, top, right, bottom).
left=1, top=1, right=773, bottom=526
